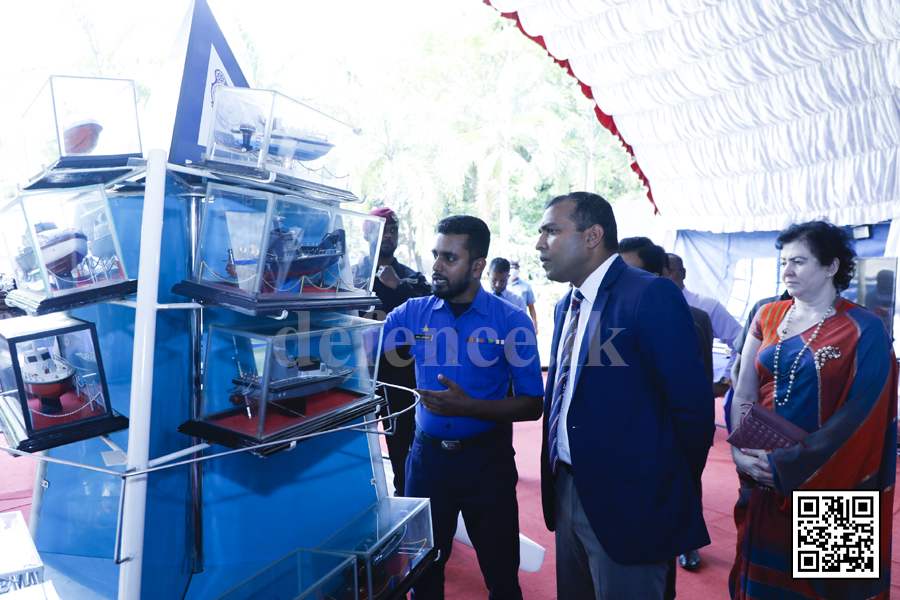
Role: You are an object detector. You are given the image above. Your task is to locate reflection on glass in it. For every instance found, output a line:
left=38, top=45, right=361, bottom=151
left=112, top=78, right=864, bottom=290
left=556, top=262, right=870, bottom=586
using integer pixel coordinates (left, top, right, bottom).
left=847, top=257, right=897, bottom=337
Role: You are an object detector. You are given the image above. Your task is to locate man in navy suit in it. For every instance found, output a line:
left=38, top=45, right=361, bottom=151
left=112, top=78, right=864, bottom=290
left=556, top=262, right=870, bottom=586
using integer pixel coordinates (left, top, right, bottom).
left=536, top=192, right=715, bottom=598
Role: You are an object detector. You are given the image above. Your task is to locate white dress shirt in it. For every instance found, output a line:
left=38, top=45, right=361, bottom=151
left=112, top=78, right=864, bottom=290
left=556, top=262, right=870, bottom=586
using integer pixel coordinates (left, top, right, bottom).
left=682, top=287, right=742, bottom=377
left=555, top=253, right=618, bottom=466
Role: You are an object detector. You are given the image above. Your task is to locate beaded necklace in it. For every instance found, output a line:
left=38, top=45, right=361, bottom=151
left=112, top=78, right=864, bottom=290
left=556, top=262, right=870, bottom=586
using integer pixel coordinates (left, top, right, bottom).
left=772, top=295, right=839, bottom=407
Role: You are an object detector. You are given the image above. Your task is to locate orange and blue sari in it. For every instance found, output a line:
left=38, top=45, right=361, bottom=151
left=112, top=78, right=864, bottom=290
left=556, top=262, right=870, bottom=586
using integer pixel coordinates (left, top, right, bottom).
left=729, top=298, right=897, bottom=599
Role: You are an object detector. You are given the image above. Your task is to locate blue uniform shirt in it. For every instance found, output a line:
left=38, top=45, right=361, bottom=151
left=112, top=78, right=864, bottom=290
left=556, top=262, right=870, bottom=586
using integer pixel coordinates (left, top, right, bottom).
left=382, top=286, right=543, bottom=438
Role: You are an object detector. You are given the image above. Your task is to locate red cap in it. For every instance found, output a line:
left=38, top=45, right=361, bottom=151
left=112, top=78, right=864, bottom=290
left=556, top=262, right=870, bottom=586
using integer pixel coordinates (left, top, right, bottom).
left=369, top=207, right=399, bottom=224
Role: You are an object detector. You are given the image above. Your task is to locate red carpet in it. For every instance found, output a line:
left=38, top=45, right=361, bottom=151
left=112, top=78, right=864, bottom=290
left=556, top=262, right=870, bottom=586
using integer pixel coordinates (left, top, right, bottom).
left=4, top=398, right=900, bottom=599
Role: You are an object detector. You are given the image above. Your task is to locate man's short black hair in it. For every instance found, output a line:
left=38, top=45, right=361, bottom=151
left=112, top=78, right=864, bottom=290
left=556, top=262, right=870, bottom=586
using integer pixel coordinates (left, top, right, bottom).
left=436, top=215, right=490, bottom=261
left=544, top=191, right=618, bottom=252
left=489, top=257, right=510, bottom=274
left=618, top=236, right=667, bottom=275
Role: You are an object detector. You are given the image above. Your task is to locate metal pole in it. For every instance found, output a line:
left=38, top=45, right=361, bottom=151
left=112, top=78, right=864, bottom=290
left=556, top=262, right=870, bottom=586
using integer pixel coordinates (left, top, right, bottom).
left=27, top=450, right=49, bottom=540
left=186, top=189, right=205, bottom=574
left=117, top=149, right=168, bottom=600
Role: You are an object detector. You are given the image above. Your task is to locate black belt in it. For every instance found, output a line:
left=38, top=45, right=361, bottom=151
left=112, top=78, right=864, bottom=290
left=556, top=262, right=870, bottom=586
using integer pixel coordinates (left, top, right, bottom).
left=415, top=424, right=507, bottom=451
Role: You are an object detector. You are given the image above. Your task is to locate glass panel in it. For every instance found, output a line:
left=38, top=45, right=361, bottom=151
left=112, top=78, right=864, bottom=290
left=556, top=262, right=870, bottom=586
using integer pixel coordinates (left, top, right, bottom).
left=848, top=257, right=897, bottom=337
left=215, top=549, right=356, bottom=600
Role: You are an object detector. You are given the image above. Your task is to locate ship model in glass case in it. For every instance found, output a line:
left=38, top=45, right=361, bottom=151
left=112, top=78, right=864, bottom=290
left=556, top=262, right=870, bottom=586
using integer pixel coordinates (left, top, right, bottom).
left=172, top=183, right=383, bottom=316
left=0, top=184, right=136, bottom=316
left=314, top=497, right=436, bottom=600
left=21, top=76, right=142, bottom=189
left=177, top=313, right=385, bottom=457
left=199, top=85, right=360, bottom=202
left=0, top=313, right=128, bottom=452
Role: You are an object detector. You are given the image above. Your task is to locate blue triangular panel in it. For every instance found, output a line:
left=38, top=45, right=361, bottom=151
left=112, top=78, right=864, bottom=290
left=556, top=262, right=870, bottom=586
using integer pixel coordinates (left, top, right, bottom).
left=170, top=0, right=248, bottom=166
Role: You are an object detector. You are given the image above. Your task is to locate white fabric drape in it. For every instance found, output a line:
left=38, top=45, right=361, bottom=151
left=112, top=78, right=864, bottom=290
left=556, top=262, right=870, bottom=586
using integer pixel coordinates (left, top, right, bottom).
left=489, top=0, right=900, bottom=233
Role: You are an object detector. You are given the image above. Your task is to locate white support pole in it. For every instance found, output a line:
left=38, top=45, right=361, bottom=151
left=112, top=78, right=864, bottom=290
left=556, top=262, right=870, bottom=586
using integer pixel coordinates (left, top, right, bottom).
left=117, top=149, right=168, bottom=600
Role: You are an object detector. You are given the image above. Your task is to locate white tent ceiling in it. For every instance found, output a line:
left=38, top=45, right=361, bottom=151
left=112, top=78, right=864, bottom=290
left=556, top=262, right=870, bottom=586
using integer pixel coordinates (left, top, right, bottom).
left=488, top=0, right=900, bottom=233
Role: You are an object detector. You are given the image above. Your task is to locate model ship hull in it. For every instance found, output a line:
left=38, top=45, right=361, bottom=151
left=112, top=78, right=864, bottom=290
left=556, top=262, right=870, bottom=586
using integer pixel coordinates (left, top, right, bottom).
left=269, top=134, right=334, bottom=162
left=232, top=367, right=354, bottom=402
left=43, top=232, right=89, bottom=276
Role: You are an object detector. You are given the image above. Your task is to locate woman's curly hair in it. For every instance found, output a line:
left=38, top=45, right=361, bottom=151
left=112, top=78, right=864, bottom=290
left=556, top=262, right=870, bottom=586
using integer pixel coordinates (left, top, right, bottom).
left=775, top=221, right=857, bottom=292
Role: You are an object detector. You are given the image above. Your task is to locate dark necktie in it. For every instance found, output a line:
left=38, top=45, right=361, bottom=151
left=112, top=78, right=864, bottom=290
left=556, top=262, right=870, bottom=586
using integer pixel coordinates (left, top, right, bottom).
left=548, top=289, right=584, bottom=474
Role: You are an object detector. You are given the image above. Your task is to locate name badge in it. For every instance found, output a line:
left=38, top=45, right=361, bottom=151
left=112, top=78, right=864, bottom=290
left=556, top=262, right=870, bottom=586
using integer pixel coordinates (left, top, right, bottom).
left=414, top=334, right=433, bottom=341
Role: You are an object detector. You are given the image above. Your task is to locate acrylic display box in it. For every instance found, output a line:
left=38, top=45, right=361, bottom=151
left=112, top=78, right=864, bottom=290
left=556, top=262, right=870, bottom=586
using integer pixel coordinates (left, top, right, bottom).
left=0, top=313, right=128, bottom=452
left=177, top=313, right=385, bottom=456
left=21, top=76, right=142, bottom=189
left=0, top=184, right=136, bottom=316
left=0, top=511, right=43, bottom=594
left=314, top=498, right=435, bottom=600
left=845, top=257, right=898, bottom=337
left=214, top=549, right=357, bottom=600
left=200, top=85, right=360, bottom=202
left=172, top=183, right=383, bottom=316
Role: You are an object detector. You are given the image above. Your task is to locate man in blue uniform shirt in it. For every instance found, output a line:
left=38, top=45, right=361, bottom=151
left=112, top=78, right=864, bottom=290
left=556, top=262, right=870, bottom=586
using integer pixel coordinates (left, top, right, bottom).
left=382, top=215, right=543, bottom=600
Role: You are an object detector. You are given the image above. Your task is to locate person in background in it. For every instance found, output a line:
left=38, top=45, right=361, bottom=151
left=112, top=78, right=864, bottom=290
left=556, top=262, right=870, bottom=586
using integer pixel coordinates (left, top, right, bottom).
left=619, top=236, right=714, bottom=585
left=508, top=260, right=538, bottom=333
left=382, top=215, right=543, bottom=600
left=354, top=207, right=431, bottom=497
left=537, top=192, right=714, bottom=599
left=729, top=220, right=896, bottom=599
left=488, top=257, right=527, bottom=312
left=667, top=253, right=742, bottom=396
left=865, top=269, right=895, bottom=331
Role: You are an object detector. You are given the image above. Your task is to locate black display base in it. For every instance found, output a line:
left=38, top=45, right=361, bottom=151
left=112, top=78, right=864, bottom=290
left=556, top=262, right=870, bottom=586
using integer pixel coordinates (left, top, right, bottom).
left=172, top=280, right=381, bottom=317
left=0, top=409, right=129, bottom=454
left=382, top=546, right=439, bottom=600
left=23, top=154, right=142, bottom=190
left=193, top=159, right=361, bottom=203
left=6, top=280, right=138, bottom=316
left=177, top=394, right=385, bottom=457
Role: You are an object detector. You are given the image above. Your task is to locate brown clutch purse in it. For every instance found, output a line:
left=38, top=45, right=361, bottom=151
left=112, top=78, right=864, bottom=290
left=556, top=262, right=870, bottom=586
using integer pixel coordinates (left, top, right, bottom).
left=726, top=403, right=809, bottom=450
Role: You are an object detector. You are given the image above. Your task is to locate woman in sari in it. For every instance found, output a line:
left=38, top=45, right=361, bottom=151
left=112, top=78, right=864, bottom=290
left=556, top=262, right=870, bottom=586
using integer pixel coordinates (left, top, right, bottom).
left=729, top=221, right=897, bottom=599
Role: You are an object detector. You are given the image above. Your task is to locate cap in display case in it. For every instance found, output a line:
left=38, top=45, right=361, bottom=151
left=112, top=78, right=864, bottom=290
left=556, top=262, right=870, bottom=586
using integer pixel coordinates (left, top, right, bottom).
left=177, top=313, right=385, bottom=456
left=0, top=185, right=136, bottom=316
left=314, top=497, right=436, bottom=600
left=172, top=183, right=383, bottom=316
left=0, top=313, right=128, bottom=452
left=200, top=86, right=360, bottom=202
left=22, top=76, right=142, bottom=189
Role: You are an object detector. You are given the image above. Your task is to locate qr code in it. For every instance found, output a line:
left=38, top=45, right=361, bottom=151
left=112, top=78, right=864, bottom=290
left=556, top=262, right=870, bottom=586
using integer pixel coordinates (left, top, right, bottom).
left=792, top=491, right=879, bottom=579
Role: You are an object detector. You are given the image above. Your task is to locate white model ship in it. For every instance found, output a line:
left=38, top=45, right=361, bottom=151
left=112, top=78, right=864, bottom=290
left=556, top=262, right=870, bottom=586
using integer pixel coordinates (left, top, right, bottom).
left=20, top=345, right=76, bottom=402
left=15, top=222, right=88, bottom=279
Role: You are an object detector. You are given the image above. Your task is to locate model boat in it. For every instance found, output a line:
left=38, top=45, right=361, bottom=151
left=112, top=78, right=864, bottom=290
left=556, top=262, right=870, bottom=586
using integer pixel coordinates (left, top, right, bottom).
left=232, top=361, right=354, bottom=402
left=17, top=222, right=89, bottom=277
left=20, top=345, right=76, bottom=414
left=269, top=132, right=334, bottom=162
left=226, top=220, right=346, bottom=285
left=62, top=117, right=103, bottom=154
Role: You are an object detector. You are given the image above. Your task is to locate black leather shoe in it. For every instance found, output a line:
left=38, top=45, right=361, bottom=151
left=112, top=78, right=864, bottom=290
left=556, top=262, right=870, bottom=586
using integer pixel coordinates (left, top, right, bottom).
left=678, top=550, right=700, bottom=570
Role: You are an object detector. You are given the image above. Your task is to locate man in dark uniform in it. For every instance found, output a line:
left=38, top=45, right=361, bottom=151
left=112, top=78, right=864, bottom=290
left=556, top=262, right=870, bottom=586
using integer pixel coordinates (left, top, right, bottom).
left=382, top=215, right=543, bottom=600
left=354, top=207, right=431, bottom=496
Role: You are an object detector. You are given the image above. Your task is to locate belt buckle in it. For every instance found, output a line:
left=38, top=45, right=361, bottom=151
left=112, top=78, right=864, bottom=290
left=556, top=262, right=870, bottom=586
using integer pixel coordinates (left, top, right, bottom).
left=441, top=439, right=461, bottom=451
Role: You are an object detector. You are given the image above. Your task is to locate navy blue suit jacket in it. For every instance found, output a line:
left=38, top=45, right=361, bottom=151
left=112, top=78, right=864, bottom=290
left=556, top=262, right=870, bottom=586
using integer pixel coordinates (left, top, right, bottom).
left=540, top=256, right=715, bottom=565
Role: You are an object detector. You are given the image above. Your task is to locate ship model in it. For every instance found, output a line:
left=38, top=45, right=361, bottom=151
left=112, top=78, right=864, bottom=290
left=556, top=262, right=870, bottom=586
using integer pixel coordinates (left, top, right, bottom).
left=225, top=218, right=346, bottom=289
left=19, top=344, right=76, bottom=414
left=229, top=357, right=354, bottom=419
left=16, top=222, right=88, bottom=280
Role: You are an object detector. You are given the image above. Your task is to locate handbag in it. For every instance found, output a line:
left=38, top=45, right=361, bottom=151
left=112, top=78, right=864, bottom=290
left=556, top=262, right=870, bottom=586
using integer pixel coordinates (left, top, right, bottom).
left=725, top=403, right=809, bottom=450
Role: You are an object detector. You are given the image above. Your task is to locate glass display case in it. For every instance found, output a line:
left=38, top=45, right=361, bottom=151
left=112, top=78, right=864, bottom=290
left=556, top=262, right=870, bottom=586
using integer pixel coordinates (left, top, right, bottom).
left=214, top=549, right=357, bottom=600
left=21, top=76, right=142, bottom=188
left=844, top=256, right=898, bottom=337
left=172, top=183, right=383, bottom=316
left=0, top=184, right=136, bottom=316
left=178, top=313, right=385, bottom=456
left=314, top=497, right=435, bottom=600
left=201, top=86, right=360, bottom=201
left=0, top=313, right=128, bottom=452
